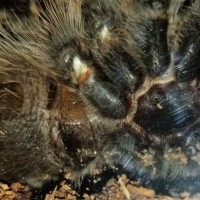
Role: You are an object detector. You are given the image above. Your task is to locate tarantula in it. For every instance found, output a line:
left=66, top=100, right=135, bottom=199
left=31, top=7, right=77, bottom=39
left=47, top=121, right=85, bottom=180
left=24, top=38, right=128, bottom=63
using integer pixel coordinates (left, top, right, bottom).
left=0, top=0, right=200, bottom=196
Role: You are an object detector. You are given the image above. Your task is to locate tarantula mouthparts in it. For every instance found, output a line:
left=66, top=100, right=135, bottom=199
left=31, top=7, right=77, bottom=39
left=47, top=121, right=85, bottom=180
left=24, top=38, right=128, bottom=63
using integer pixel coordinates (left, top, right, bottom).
left=0, top=0, right=200, bottom=197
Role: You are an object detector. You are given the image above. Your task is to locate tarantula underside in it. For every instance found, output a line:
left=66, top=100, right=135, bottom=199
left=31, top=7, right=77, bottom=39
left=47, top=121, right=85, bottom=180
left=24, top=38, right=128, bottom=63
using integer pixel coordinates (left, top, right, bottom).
left=0, top=0, right=200, bottom=197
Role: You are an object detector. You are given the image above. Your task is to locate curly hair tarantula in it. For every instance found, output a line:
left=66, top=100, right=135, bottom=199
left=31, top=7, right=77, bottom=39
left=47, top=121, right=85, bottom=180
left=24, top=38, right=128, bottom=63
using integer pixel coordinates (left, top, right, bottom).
left=0, top=0, right=200, bottom=196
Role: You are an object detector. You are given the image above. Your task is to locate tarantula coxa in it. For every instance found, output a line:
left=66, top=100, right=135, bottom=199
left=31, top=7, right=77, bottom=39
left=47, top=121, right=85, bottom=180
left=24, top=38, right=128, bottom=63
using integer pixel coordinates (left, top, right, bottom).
left=0, top=0, right=200, bottom=196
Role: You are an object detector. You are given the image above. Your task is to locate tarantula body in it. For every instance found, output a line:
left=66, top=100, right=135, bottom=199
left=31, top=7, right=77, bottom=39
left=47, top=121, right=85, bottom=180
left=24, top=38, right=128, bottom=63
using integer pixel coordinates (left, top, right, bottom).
left=0, top=0, right=200, bottom=196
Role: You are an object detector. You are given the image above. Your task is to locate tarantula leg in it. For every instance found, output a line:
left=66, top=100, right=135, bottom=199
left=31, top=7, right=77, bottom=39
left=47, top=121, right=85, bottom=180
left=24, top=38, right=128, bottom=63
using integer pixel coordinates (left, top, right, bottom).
left=76, top=126, right=155, bottom=184
left=168, top=0, right=200, bottom=82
